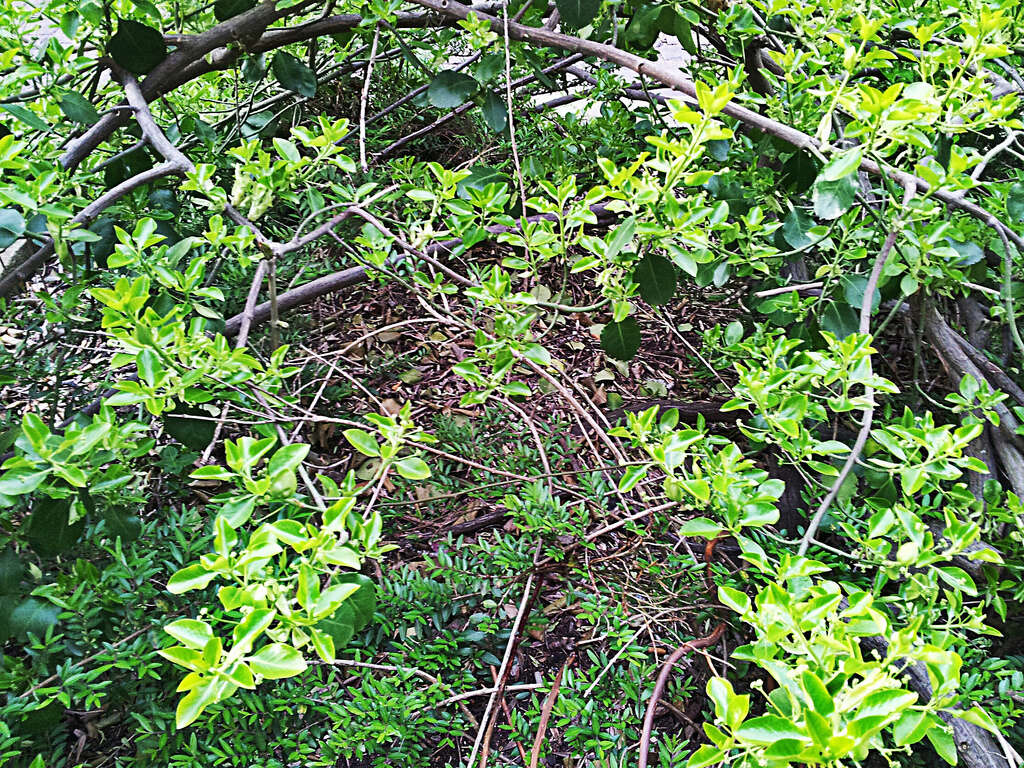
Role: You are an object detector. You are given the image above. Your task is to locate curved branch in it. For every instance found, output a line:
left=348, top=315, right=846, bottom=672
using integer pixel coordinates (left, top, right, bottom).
left=408, top=0, right=1024, bottom=252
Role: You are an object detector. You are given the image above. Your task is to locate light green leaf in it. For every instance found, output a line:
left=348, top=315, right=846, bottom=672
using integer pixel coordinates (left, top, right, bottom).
left=248, top=643, right=307, bottom=679
left=165, top=619, right=214, bottom=650
left=343, top=428, right=380, bottom=457
left=394, top=456, right=431, bottom=480
left=167, top=564, right=217, bottom=594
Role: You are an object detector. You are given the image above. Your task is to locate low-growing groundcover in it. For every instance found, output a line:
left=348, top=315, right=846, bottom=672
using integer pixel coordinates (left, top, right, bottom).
left=1, top=0, right=1024, bottom=766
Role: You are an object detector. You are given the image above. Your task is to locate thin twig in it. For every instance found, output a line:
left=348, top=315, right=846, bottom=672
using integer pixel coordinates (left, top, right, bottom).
left=359, top=23, right=381, bottom=172
left=798, top=181, right=915, bottom=555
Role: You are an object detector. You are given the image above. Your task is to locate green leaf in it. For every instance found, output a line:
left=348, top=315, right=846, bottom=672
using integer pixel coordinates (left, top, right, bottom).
left=175, top=680, right=220, bottom=728
left=0, top=208, right=26, bottom=248
left=617, top=465, right=648, bottom=492
left=214, top=0, right=256, bottom=21
left=165, top=618, right=214, bottom=650
left=167, top=564, right=217, bottom=594
left=394, top=456, right=431, bottom=480
left=955, top=706, right=999, bottom=735
left=427, top=71, right=478, bottom=108
left=457, top=165, right=509, bottom=198
left=718, top=585, right=751, bottom=615
left=821, top=148, right=863, bottom=181
left=108, top=19, right=167, bottom=75
left=163, top=404, right=216, bottom=451
left=821, top=301, right=859, bottom=340
left=736, top=715, right=807, bottom=743
left=686, top=745, right=726, bottom=768
left=317, top=602, right=356, bottom=648
left=781, top=207, right=814, bottom=250
left=724, top=320, right=744, bottom=346
left=625, top=4, right=663, bottom=49
left=103, top=508, right=142, bottom=542
left=0, top=104, right=49, bottom=133
left=926, top=726, right=957, bottom=765
left=268, top=444, right=310, bottom=476
left=0, top=468, right=49, bottom=496
left=812, top=175, right=857, bottom=220
left=310, top=627, right=336, bottom=663
left=27, top=498, right=84, bottom=557
left=893, top=709, right=929, bottom=746
left=190, top=465, right=233, bottom=481
left=0, top=547, right=23, bottom=594
left=633, top=253, right=677, bottom=306
left=272, top=52, right=317, bottom=98
left=241, top=54, right=266, bottom=83
left=232, top=608, right=275, bottom=654
left=343, top=428, right=380, bottom=457
left=58, top=92, right=100, bottom=125
left=605, top=216, right=636, bottom=259
left=1006, top=182, right=1024, bottom=223
left=841, top=274, right=879, bottom=314
left=862, top=690, right=919, bottom=721
left=801, top=670, right=834, bottom=715
left=600, top=317, right=641, bottom=361
left=10, top=598, right=59, bottom=640
left=480, top=90, right=508, bottom=133
left=248, top=642, right=307, bottom=679
left=556, top=0, right=600, bottom=29
left=334, top=573, right=376, bottom=631
left=679, top=517, right=721, bottom=538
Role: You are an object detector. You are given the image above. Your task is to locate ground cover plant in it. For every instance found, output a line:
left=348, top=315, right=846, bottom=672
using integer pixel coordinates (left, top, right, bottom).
left=1, top=0, right=1024, bottom=766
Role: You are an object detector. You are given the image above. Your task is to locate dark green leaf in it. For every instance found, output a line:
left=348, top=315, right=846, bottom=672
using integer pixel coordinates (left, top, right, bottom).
left=945, top=238, right=984, bottom=267
left=0, top=547, right=23, bottom=594
left=481, top=91, right=507, bottom=133
left=214, top=0, right=256, bottom=21
left=781, top=208, right=814, bottom=250
left=272, top=52, right=317, bottom=98
left=601, top=318, right=642, bottom=360
left=26, top=498, right=84, bottom=557
left=108, top=19, right=167, bottom=75
left=625, top=4, right=663, bottom=49
left=10, top=598, right=59, bottom=640
left=335, top=573, right=376, bottom=631
left=148, top=188, right=179, bottom=214
left=556, top=0, right=600, bottom=29
left=163, top=404, right=216, bottom=451
left=821, top=301, right=859, bottom=340
left=103, top=508, right=142, bottom=542
left=456, top=165, right=509, bottom=199
left=633, top=253, right=676, bottom=305
left=0, top=595, right=14, bottom=643
left=780, top=150, right=819, bottom=193
left=317, top=602, right=355, bottom=648
left=841, top=274, right=879, bottom=314
left=1007, top=182, right=1024, bottom=223
left=241, top=54, right=266, bottom=84
left=474, top=54, right=504, bottom=84
left=58, top=93, right=100, bottom=125
left=427, top=71, right=478, bottom=109
left=675, top=15, right=696, bottom=55
left=706, top=139, right=730, bottom=162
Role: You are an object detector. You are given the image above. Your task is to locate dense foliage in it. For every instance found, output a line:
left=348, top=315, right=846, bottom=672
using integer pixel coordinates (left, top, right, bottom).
left=1, top=0, right=1024, bottom=766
